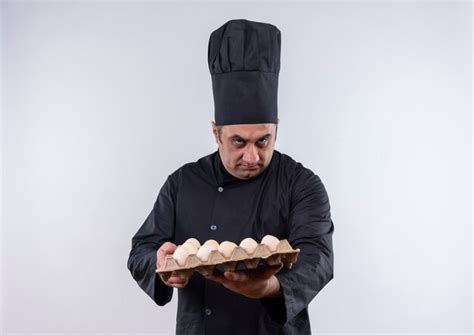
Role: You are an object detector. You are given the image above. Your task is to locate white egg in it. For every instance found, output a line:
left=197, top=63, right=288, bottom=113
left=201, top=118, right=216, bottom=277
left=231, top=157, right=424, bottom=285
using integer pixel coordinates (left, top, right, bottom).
left=261, top=235, right=280, bottom=252
left=183, top=241, right=198, bottom=254
left=185, top=238, right=201, bottom=249
left=218, top=241, right=237, bottom=258
left=196, top=244, right=215, bottom=262
left=172, top=245, right=191, bottom=266
left=239, top=238, right=258, bottom=254
left=203, top=239, right=220, bottom=249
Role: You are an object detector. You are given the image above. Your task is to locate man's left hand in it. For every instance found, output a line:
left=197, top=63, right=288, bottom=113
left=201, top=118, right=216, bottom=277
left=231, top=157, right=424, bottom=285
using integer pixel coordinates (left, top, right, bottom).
left=205, top=263, right=283, bottom=299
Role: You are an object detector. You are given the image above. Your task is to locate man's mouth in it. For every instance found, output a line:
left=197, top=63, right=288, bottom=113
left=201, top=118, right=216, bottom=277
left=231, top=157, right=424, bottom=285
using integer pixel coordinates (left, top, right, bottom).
left=242, top=165, right=259, bottom=170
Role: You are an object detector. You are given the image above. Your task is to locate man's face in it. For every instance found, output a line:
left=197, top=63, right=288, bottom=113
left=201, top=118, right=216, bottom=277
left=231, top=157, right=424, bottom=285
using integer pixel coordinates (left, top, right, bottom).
left=212, top=122, right=278, bottom=180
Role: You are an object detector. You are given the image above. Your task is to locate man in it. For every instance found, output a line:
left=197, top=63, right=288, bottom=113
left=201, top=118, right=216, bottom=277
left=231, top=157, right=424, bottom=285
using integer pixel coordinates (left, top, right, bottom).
left=127, top=19, right=334, bottom=334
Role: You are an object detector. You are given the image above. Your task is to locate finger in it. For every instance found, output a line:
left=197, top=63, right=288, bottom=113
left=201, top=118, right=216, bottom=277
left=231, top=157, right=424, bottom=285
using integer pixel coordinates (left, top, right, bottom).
left=259, top=263, right=284, bottom=279
left=268, top=263, right=283, bottom=273
left=224, top=271, right=248, bottom=282
left=166, top=276, right=188, bottom=289
left=205, top=274, right=226, bottom=285
left=166, top=282, right=187, bottom=289
left=167, top=277, right=187, bottom=285
left=176, top=273, right=189, bottom=280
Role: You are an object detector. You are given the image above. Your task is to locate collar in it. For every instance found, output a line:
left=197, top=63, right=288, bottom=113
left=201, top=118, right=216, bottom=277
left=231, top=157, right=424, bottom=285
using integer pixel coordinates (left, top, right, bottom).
left=214, top=151, right=240, bottom=185
left=213, top=150, right=275, bottom=185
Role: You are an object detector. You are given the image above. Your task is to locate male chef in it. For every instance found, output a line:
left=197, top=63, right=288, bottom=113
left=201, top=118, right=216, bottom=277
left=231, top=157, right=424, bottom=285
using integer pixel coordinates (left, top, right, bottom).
left=127, top=19, right=334, bottom=335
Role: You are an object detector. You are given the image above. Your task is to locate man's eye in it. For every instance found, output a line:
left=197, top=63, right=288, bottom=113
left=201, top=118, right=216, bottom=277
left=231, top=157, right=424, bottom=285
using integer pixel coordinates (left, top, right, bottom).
left=258, top=138, right=269, bottom=146
left=233, top=139, right=244, bottom=145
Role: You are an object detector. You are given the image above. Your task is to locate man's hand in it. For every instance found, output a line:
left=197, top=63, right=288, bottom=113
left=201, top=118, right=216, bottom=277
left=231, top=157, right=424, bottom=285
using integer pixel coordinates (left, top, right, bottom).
left=157, top=242, right=189, bottom=289
left=205, top=263, right=283, bottom=299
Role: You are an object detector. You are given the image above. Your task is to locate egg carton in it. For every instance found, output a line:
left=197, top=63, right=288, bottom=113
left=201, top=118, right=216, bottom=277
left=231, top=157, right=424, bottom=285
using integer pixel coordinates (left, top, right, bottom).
left=156, top=239, right=300, bottom=282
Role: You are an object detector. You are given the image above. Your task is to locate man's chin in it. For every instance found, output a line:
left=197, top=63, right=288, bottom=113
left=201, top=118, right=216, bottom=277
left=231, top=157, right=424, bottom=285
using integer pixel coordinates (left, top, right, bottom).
left=238, top=169, right=261, bottom=179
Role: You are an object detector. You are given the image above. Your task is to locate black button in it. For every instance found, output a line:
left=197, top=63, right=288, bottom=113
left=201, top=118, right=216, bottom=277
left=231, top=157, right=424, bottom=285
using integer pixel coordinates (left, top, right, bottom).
left=205, top=308, right=212, bottom=316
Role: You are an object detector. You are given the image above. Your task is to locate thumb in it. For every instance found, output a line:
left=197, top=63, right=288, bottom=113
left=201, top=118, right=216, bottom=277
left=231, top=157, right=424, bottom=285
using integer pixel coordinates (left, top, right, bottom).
left=157, top=242, right=176, bottom=267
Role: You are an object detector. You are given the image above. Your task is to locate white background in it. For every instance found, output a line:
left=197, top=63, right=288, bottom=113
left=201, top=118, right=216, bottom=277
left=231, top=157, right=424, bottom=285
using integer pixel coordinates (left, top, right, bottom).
left=1, top=1, right=472, bottom=334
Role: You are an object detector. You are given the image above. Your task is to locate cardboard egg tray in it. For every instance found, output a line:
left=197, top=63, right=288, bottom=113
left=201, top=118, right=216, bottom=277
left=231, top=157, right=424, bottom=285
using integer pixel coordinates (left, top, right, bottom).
left=156, top=239, right=300, bottom=282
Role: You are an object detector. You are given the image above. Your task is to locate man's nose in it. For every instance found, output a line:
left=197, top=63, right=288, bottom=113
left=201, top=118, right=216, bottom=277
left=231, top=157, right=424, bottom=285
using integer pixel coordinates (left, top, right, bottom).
left=243, top=145, right=260, bottom=164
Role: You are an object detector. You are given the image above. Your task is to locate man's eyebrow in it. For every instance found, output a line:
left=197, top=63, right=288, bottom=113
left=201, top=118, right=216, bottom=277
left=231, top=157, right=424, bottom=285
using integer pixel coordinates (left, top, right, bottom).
left=229, top=133, right=272, bottom=141
left=259, top=134, right=272, bottom=140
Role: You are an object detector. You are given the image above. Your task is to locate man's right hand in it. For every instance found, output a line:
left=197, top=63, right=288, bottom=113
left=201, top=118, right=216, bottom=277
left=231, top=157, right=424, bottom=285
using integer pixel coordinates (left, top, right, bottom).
left=157, top=242, right=189, bottom=289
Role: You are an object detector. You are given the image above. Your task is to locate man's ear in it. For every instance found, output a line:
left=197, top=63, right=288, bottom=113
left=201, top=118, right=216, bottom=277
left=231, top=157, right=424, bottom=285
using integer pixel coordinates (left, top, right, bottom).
left=211, top=121, right=219, bottom=145
left=274, top=119, right=279, bottom=141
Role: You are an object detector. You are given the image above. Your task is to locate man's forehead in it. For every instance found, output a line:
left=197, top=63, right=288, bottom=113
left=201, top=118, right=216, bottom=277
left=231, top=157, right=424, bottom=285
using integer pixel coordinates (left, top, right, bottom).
left=221, top=123, right=276, bottom=137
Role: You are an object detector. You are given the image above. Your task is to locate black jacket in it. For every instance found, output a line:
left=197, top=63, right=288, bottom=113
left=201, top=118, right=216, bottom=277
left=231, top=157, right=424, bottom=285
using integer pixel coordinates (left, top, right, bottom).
left=127, top=150, right=334, bottom=334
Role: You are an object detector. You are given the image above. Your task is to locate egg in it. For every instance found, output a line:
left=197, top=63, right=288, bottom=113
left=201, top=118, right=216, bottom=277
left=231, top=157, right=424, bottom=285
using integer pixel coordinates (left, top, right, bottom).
left=261, top=235, right=280, bottom=252
left=183, top=241, right=198, bottom=254
left=185, top=238, right=201, bottom=249
left=203, top=239, right=220, bottom=249
left=196, top=244, right=215, bottom=262
left=218, top=241, right=237, bottom=258
left=239, top=238, right=258, bottom=254
left=172, top=245, right=191, bottom=266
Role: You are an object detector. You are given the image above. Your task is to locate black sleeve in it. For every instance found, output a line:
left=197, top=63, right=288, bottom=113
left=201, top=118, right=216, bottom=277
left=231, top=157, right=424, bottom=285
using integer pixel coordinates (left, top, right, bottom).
left=261, top=168, right=334, bottom=324
left=127, top=172, right=180, bottom=306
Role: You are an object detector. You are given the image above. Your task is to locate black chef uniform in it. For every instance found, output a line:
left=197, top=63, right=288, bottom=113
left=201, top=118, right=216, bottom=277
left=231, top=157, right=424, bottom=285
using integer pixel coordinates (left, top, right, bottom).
left=127, top=19, right=334, bottom=335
